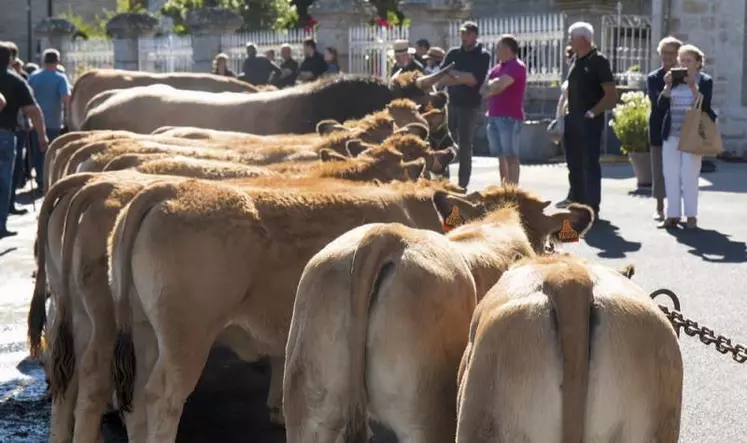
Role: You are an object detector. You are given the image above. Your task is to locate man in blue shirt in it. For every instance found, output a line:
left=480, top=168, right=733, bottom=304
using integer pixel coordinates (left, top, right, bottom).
left=28, top=48, right=71, bottom=191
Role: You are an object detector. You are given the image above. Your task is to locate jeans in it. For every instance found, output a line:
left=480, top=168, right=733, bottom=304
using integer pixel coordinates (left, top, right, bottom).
left=9, top=130, right=29, bottom=209
left=486, top=116, right=522, bottom=157
left=0, top=131, right=17, bottom=232
left=562, top=113, right=604, bottom=212
left=447, top=104, right=480, bottom=188
left=30, top=128, right=61, bottom=191
left=662, top=136, right=702, bottom=218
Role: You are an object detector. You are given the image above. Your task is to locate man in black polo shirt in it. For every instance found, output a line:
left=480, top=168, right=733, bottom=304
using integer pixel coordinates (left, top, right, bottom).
left=438, top=21, right=491, bottom=189
left=557, top=22, right=618, bottom=218
left=297, top=38, right=328, bottom=82
left=0, top=43, right=48, bottom=238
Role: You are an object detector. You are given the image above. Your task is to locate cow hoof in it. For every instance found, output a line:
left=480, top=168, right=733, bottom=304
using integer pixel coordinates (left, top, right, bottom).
left=269, top=407, right=285, bottom=427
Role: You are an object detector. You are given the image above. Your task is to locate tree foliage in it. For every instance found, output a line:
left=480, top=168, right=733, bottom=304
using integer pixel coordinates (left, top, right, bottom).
left=162, top=0, right=294, bottom=33
left=58, top=0, right=143, bottom=39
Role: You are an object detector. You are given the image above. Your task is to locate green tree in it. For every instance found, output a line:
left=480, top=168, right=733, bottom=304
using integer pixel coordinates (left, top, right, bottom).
left=162, top=0, right=291, bottom=33
left=58, top=0, right=143, bottom=39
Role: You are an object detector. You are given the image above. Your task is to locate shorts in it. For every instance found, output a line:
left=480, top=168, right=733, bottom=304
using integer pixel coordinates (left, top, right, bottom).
left=486, top=116, right=522, bottom=157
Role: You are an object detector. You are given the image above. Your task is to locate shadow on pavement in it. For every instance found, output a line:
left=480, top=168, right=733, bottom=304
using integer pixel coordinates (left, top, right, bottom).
left=668, top=227, right=747, bottom=263
left=584, top=219, right=642, bottom=258
left=0, top=247, right=18, bottom=257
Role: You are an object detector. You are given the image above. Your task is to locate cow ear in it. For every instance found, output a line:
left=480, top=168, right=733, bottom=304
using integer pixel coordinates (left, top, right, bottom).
left=421, top=109, right=445, bottom=129
left=402, top=158, right=426, bottom=181
left=426, top=148, right=455, bottom=174
left=432, top=190, right=482, bottom=231
left=346, top=139, right=369, bottom=156
left=618, top=264, right=635, bottom=279
left=548, top=203, right=595, bottom=243
left=319, top=148, right=349, bottom=162
left=316, top=119, right=347, bottom=136
left=395, top=122, right=429, bottom=139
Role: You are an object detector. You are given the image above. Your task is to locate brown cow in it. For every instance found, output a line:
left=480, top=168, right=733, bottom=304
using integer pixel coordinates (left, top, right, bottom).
left=105, top=177, right=513, bottom=441
left=283, top=191, right=594, bottom=443
left=32, top=150, right=428, bottom=443
left=455, top=253, right=683, bottom=443
left=69, top=69, right=259, bottom=130
left=80, top=68, right=454, bottom=134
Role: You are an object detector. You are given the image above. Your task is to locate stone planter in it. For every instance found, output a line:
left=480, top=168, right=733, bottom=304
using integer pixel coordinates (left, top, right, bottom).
left=628, top=150, right=652, bottom=187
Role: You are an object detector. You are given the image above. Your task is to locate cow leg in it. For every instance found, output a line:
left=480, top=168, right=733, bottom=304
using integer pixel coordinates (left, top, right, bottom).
left=266, top=356, right=285, bottom=426
left=122, top=319, right=159, bottom=443
left=143, top=328, right=217, bottom=443
left=72, top=305, right=116, bottom=443
left=48, top=375, right=78, bottom=443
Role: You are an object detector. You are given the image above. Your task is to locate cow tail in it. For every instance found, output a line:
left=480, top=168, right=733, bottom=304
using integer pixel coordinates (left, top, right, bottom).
left=545, top=265, right=594, bottom=443
left=110, top=180, right=177, bottom=412
left=47, top=181, right=118, bottom=399
left=64, top=142, right=108, bottom=177
left=28, top=173, right=97, bottom=359
left=344, top=226, right=406, bottom=443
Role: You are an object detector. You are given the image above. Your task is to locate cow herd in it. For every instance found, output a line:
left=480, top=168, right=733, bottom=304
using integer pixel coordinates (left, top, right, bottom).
left=28, top=67, right=684, bottom=443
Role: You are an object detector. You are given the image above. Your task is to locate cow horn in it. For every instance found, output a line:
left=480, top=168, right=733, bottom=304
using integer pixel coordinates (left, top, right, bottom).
left=415, top=62, right=455, bottom=91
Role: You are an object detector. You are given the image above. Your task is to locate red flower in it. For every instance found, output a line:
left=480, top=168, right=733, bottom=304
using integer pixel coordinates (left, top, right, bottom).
left=375, top=17, right=392, bottom=29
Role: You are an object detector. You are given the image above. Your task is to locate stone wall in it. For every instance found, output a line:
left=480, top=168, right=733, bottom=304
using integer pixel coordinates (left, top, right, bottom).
left=667, top=0, right=747, bottom=155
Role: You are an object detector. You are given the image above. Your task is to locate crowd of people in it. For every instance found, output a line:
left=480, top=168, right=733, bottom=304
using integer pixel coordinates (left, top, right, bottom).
left=0, top=20, right=716, bottom=239
left=0, top=42, right=71, bottom=238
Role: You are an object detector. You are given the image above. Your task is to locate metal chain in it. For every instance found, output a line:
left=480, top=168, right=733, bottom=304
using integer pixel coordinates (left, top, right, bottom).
left=651, top=289, right=747, bottom=364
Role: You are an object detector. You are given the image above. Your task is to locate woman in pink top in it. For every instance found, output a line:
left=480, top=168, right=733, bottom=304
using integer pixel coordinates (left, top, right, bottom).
left=480, top=34, right=528, bottom=184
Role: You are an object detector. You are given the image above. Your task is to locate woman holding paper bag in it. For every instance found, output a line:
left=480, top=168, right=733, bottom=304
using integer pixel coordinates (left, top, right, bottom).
left=657, top=44, right=716, bottom=229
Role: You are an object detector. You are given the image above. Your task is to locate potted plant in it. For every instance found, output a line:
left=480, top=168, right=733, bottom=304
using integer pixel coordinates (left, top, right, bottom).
left=626, top=64, right=645, bottom=90
left=609, top=91, right=652, bottom=187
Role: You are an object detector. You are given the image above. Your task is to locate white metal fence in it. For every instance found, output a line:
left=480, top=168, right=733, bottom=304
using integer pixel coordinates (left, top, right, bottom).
left=348, top=26, right=409, bottom=77
left=220, top=29, right=314, bottom=75
left=601, top=14, right=653, bottom=82
left=138, top=34, right=194, bottom=73
left=447, top=14, right=566, bottom=85
left=62, top=38, right=115, bottom=84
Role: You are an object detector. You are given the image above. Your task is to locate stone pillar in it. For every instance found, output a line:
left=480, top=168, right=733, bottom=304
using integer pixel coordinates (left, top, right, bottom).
left=106, top=12, right=160, bottom=71
left=399, top=0, right=469, bottom=50
left=187, top=7, right=244, bottom=73
left=309, top=0, right=374, bottom=72
left=650, top=0, right=664, bottom=72
left=34, top=17, right=78, bottom=63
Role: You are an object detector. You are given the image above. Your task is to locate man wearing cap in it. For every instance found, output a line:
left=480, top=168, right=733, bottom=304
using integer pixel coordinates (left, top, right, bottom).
left=438, top=21, right=491, bottom=189
left=556, top=22, right=617, bottom=218
left=390, top=40, right=424, bottom=77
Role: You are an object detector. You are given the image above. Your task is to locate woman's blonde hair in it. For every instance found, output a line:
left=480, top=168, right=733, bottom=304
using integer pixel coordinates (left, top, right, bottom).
left=656, top=36, right=682, bottom=54
left=678, top=44, right=705, bottom=67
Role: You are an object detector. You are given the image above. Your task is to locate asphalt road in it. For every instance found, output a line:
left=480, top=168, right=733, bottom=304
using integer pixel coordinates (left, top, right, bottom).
left=0, top=158, right=745, bottom=442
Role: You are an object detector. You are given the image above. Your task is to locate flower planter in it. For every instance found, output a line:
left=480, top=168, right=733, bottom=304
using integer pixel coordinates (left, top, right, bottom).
left=628, top=151, right=652, bottom=188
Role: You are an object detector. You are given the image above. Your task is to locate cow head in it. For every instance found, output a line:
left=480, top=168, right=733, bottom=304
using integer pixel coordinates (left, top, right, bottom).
left=319, top=148, right=351, bottom=162
left=431, top=185, right=595, bottom=251
left=392, top=122, right=429, bottom=140
left=421, top=108, right=455, bottom=154
left=316, top=119, right=349, bottom=136
left=386, top=99, right=426, bottom=128
left=390, top=63, right=455, bottom=106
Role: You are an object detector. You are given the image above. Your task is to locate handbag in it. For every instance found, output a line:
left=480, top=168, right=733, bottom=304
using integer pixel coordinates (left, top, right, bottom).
left=677, top=94, right=724, bottom=156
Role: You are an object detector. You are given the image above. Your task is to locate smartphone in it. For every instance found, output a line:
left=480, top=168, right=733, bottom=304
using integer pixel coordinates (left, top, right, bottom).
left=671, top=67, right=688, bottom=85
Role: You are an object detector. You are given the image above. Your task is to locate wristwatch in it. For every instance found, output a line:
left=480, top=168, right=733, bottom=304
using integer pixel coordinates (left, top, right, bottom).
left=585, top=110, right=595, bottom=119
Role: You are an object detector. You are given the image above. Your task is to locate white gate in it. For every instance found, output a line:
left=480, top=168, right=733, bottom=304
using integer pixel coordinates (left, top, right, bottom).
left=601, top=14, right=653, bottom=81
left=138, top=34, right=194, bottom=73
left=348, top=26, right=409, bottom=77
left=447, top=14, right=566, bottom=85
left=62, top=38, right=115, bottom=84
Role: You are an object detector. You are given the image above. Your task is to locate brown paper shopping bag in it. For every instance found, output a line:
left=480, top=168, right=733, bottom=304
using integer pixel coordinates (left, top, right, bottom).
left=678, top=94, right=724, bottom=156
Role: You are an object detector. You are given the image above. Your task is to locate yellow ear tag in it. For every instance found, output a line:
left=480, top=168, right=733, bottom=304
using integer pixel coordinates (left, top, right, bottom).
left=443, top=206, right=463, bottom=233
left=558, top=219, right=579, bottom=243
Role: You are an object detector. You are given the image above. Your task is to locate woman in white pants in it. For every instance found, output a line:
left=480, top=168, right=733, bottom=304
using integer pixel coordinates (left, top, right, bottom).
left=656, top=44, right=716, bottom=229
